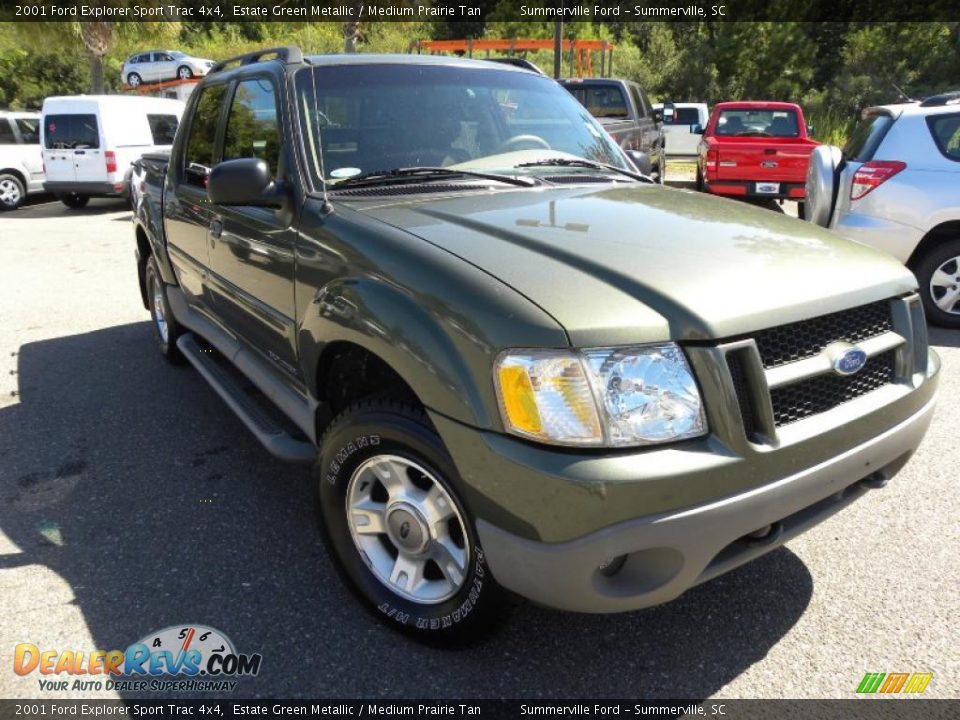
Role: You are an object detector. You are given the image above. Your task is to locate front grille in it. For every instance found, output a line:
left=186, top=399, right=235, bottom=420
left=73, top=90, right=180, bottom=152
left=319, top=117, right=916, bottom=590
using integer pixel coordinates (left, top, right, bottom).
left=726, top=353, right=757, bottom=439
left=754, top=301, right=892, bottom=369
left=769, top=351, right=896, bottom=426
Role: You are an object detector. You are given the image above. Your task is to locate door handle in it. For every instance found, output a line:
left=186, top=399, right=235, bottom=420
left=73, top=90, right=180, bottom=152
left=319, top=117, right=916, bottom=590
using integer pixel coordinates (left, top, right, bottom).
left=210, top=219, right=223, bottom=239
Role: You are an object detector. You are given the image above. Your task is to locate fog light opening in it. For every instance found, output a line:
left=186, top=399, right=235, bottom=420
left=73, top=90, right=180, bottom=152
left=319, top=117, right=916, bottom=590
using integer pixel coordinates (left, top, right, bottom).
left=598, top=555, right=627, bottom=577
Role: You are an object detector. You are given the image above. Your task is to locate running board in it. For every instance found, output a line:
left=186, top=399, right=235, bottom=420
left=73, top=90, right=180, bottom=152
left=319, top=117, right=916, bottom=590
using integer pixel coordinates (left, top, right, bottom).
left=177, top=333, right=316, bottom=464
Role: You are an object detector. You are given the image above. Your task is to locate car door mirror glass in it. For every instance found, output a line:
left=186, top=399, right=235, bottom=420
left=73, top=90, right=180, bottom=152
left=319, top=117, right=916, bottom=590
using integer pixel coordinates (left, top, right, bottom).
left=691, top=124, right=704, bottom=134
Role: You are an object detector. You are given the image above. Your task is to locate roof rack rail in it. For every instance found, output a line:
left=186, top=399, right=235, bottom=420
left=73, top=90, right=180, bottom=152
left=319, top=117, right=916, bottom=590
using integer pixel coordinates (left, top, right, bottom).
left=920, top=90, right=960, bottom=107
left=210, top=45, right=304, bottom=74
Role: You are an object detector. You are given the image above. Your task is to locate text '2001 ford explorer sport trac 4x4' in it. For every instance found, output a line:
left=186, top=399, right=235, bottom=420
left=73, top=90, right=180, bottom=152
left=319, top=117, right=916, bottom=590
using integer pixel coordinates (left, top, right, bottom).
left=133, top=47, right=939, bottom=642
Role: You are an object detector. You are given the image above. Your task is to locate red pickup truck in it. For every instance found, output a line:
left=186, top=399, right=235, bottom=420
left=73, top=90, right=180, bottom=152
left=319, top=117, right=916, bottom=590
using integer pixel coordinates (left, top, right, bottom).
left=696, top=101, right=819, bottom=211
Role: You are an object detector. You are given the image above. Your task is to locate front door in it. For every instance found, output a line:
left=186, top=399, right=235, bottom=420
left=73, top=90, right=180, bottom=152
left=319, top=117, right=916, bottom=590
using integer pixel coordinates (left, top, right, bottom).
left=165, top=83, right=228, bottom=305
left=206, top=76, right=300, bottom=378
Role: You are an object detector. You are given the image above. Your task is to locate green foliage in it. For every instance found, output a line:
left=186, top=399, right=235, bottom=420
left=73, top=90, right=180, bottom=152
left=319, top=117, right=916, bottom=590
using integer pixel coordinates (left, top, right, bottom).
left=2, top=16, right=959, bottom=151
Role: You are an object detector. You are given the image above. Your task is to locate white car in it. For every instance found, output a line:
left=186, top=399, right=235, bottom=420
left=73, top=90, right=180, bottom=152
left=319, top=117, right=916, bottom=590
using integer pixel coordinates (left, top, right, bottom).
left=653, top=102, right=709, bottom=157
left=0, top=110, right=44, bottom=210
left=806, top=92, right=960, bottom=327
left=122, top=50, right=215, bottom=87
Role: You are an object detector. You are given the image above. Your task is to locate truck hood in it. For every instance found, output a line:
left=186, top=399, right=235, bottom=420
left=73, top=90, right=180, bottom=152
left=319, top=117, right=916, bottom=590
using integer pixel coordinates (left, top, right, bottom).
left=354, top=184, right=916, bottom=347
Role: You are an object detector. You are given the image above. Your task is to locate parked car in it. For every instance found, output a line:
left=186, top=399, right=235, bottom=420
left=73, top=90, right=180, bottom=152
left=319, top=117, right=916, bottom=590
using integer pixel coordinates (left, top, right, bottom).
left=134, top=48, right=938, bottom=643
left=560, top=77, right=665, bottom=181
left=122, top=50, right=215, bottom=87
left=806, top=93, right=960, bottom=327
left=653, top=102, right=710, bottom=157
left=0, top=110, right=43, bottom=210
left=696, top=101, right=819, bottom=213
left=41, top=95, right=183, bottom=209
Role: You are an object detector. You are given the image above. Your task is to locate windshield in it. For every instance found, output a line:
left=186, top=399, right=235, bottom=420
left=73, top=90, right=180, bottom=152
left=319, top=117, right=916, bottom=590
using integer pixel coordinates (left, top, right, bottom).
left=295, top=63, right=629, bottom=186
left=716, top=109, right=799, bottom=137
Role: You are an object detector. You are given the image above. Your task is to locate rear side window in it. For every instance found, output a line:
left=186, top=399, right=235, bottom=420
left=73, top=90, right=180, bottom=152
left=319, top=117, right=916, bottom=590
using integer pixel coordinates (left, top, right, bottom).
left=223, top=78, right=281, bottom=175
left=843, top=114, right=894, bottom=162
left=147, top=114, right=179, bottom=145
left=16, top=117, right=40, bottom=144
left=927, top=114, right=960, bottom=162
left=183, top=84, right=227, bottom=187
left=0, top=119, right=15, bottom=144
left=44, top=114, right=99, bottom=149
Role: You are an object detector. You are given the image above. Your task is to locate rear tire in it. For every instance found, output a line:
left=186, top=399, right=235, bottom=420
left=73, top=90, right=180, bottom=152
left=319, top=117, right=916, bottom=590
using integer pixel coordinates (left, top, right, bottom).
left=0, top=172, right=25, bottom=211
left=797, top=201, right=806, bottom=220
left=316, top=399, right=505, bottom=644
left=914, top=239, right=960, bottom=329
left=695, top=167, right=704, bottom=192
left=60, top=193, right=89, bottom=209
left=145, top=255, right=185, bottom=363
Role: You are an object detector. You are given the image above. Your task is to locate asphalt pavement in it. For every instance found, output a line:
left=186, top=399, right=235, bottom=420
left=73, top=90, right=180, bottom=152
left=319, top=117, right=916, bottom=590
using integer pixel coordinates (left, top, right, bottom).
left=0, top=193, right=956, bottom=701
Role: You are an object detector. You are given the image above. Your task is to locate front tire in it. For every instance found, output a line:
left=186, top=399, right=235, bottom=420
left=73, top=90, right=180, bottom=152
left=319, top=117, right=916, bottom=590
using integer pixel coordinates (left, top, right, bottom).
left=316, top=399, right=504, bottom=644
left=915, top=239, right=960, bottom=328
left=127, top=72, right=142, bottom=87
left=145, top=255, right=185, bottom=363
left=177, top=65, right=193, bottom=80
left=60, top=193, right=89, bottom=209
left=0, top=173, right=25, bottom=210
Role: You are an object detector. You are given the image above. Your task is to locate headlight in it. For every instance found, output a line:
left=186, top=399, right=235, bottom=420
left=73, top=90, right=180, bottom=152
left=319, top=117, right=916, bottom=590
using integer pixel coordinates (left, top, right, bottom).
left=495, top=344, right=706, bottom=448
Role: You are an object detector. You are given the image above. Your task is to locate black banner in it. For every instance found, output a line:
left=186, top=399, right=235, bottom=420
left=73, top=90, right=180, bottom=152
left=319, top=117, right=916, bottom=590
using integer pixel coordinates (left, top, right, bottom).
left=0, top=0, right=959, bottom=23
left=0, top=700, right=958, bottom=720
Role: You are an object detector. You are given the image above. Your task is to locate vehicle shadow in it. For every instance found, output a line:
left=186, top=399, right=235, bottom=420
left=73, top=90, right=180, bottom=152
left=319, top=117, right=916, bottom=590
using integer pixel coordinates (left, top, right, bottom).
left=0, top=323, right=812, bottom=699
left=928, top=326, right=960, bottom=349
left=3, top=199, right=129, bottom=220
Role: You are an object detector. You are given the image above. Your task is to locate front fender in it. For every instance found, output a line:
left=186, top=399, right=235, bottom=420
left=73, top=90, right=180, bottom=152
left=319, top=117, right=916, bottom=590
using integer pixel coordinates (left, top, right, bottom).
left=298, top=276, right=498, bottom=429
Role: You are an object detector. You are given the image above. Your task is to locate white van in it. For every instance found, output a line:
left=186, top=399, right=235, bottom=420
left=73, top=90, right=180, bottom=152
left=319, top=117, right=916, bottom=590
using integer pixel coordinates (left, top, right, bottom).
left=653, top=102, right=710, bottom=158
left=41, top=95, right=184, bottom=208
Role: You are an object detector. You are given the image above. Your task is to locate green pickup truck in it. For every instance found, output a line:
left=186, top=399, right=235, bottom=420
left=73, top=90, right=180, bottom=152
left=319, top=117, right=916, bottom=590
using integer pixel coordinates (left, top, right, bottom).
left=133, top=47, right=939, bottom=642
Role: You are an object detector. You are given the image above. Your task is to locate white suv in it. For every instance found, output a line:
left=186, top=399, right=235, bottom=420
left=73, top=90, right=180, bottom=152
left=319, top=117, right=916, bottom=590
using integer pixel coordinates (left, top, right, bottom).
left=806, top=93, right=960, bottom=326
left=0, top=110, right=43, bottom=210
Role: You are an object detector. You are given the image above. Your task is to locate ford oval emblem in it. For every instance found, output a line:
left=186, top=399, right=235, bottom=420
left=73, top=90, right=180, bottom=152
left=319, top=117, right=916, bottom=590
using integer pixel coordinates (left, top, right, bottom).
left=832, top=347, right=868, bottom=376
left=761, top=160, right=778, bottom=168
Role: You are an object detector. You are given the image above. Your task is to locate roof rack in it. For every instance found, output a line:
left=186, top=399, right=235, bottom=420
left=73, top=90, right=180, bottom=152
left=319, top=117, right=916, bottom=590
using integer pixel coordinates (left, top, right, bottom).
left=920, top=90, right=960, bottom=107
left=209, top=45, right=303, bottom=74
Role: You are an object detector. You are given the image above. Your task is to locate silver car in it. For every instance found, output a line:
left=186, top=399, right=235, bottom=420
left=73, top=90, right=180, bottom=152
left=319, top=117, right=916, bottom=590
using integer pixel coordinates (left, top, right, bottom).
left=806, top=93, right=960, bottom=326
left=121, top=50, right=215, bottom=87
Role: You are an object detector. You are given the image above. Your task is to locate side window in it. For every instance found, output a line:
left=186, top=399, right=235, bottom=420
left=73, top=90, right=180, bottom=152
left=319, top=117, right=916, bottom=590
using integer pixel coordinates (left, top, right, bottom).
left=927, top=114, right=960, bottom=162
left=222, top=78, right=281, bottom=176
left=183, top=84, right=227, bottom=188
left=154, top=53, right=173, bottom=62
left=631, top=86, right=648, bottom=119
left=147, top=114, right=179, bottom=145
left=15, top=118, right=40, bottom=144
left=0, top=119, right=16, bottom=145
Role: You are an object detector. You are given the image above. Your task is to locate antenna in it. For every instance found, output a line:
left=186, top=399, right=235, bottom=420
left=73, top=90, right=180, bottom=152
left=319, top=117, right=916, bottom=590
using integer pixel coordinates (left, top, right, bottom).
left=891, top=82, right=913, bottom=102
left=309, top=60, right=334, bottom=216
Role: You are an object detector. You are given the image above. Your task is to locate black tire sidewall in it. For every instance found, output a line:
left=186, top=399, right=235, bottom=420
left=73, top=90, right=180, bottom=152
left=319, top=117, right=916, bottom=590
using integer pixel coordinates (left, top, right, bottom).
left=60, top=193, right=89, bottom=209
left=128, top=73, right=141, bottom=86
left=916, top=240, right=960, bottom=328
left=145, top=256, right=183, bottom=360
left=178, top=66, right=193, bottom=79
left=316, top=403, right=495, bottom=639
left=0, top=173, right=25, bottom=210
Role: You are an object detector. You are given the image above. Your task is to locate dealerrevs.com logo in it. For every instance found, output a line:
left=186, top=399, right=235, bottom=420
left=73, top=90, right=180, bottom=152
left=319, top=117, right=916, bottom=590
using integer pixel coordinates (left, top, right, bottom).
left=14, top=624, right=262, bottom=693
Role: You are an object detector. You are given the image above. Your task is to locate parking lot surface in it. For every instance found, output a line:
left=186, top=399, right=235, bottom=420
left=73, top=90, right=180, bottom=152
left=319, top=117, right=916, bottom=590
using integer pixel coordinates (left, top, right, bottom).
left=1, top=195, right=957, bottom=700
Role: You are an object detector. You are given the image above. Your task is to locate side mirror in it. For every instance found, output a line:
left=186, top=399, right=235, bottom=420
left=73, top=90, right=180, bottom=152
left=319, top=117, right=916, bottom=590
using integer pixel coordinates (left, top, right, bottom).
left=691, top=124, right=704, bottom=135
left=653, top=109, right=663, bottom=122
left=806, top=124, right=815, bottom=136
left=662, top=101, right=676, bottom=124
left=208, top=158, right=284, bottom=208
left=626, top=149, right=652, bottom=175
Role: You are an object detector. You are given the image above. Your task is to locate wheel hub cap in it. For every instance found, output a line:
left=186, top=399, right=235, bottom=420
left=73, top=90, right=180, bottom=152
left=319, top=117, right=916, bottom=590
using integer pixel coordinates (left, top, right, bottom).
left=345, top=454, right=470, bottom=604
left=929, top=256, right=960, bottom=315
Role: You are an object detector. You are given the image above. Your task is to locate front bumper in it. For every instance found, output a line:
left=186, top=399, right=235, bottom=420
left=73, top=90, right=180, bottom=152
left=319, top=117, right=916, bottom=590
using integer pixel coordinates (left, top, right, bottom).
left=431, top=348, right=939, bottom=613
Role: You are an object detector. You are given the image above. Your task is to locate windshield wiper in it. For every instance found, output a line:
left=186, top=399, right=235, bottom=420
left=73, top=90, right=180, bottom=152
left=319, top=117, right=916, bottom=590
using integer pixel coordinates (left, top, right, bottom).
left=330, top=167, right=536, bottom=189
left=515, top=157, right=653, bottom=183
